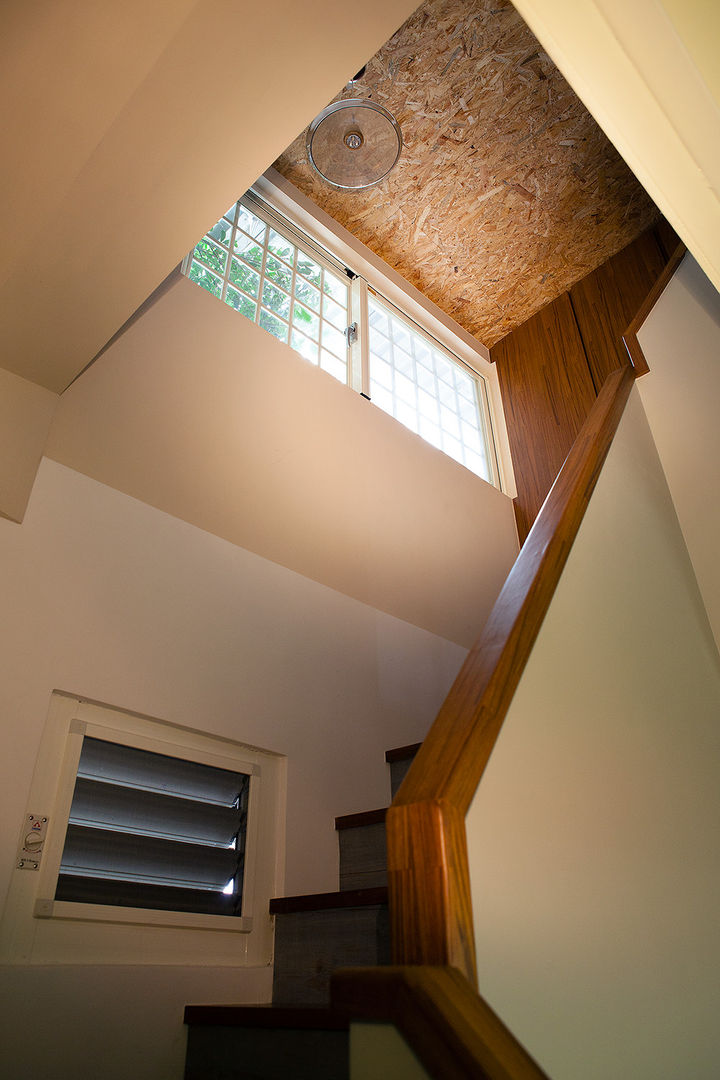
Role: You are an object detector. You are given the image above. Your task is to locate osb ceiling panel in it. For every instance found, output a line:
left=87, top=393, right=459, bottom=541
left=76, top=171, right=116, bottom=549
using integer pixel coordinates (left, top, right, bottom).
left=273, top=0, right=659, bottom=347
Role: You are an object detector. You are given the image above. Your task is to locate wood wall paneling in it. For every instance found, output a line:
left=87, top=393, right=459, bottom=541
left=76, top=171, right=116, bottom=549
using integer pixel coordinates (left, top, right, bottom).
left=492, top=291, right=596, bottom=543
left=569, top=228, right=667, bottom=391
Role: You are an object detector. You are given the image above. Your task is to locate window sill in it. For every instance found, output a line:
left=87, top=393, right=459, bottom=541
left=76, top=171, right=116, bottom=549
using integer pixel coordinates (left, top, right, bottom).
left=34, top=897, right=254, bottom=933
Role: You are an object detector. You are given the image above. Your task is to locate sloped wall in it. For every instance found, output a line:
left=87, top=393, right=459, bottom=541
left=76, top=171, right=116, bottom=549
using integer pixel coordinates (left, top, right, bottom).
left=637, top=253, right=720, bottom=651
left=45, top=275, right=518, bottom=648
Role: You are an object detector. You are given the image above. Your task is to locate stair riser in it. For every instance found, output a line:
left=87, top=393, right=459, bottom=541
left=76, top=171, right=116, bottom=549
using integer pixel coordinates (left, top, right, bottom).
left=338, top=821, right=387, bottom=890
left=389, top=754, right=415, bottom=799
left=272, top=904, right=390, bottom=1006
left=185, top=1026, right=349, bottom=1080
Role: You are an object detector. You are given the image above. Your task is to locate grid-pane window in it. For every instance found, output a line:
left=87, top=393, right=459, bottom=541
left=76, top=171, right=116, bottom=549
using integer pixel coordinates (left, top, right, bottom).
left=367, top=296, right=491, bottom=482
left=186, top=198, right=350, bottom=385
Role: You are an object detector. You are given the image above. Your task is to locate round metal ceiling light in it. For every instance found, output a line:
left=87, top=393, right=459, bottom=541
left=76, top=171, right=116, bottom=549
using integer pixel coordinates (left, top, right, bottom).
left=306, top=98, right=402, bottom=190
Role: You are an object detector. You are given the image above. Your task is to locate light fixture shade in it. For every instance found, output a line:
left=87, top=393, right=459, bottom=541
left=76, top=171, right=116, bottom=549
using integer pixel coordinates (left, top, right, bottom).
left=306, top=98, right=402, bottom=190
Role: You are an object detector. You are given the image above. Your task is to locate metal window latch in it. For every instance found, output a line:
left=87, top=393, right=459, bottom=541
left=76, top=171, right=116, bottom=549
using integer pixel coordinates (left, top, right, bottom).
left=344, top=322, right=358, bottom=345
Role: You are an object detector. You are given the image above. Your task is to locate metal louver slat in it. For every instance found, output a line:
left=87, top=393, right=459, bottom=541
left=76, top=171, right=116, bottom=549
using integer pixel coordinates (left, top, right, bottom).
left=68, top=777, right=245, bottom=847
left=60, top=825, right=241, bottom=890
left=54, top=875, right=241, bottom=916
left=77, top=737, right=247, bottom=805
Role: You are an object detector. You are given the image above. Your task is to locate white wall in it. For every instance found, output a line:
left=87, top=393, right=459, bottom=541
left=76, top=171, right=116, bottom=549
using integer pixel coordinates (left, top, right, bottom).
left=0, top=368, right=57, bottom=522
left=45, top=275, right=518, bottom=648
left=637, top=253, right=720, bottom=650
left=466, top=389, right=720, bottom=1078
left=0, top=458, right=466, bottom=1078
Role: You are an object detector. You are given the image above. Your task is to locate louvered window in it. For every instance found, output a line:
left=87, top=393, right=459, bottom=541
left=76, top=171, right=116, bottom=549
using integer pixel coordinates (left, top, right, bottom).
left=55, top=737, right=250, bottom=917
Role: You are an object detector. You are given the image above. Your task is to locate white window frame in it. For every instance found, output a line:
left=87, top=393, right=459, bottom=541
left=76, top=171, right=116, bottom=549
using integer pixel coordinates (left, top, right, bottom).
left=0, top=693, right=286, bottom=966
left=184, top=168, right=516, bottom=496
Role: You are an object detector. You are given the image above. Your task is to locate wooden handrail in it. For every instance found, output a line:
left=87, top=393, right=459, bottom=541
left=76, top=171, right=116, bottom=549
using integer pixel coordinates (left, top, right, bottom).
left=386, top=363, right=636, bottom=981
left=332, top=966, right=550, bottom=1080
left=332, top=250, right=687, bottom=1076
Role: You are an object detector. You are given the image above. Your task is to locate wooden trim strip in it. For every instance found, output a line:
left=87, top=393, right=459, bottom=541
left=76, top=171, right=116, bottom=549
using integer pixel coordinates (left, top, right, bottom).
left=388, top=364, right=635, bottom=981
left=623, top=242, right=687, bottom=375
left=332, top=966, right=550, bottom=1080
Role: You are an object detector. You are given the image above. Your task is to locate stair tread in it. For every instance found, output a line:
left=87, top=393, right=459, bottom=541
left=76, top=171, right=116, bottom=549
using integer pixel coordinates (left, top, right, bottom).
left=385, top=742, right=422, bottom=763
left=270, top=886, right=387, bottom=914
left=335, top=807, right=387, bottom=830
left=184, top=1003, right=349, bottom=1029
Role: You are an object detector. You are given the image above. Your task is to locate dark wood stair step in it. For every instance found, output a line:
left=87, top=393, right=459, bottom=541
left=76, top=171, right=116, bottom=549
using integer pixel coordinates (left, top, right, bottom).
left=184, top=1005, right=349, bottom=1079
left=184, top=1003, right=348, bottom=1029
left=334, top=807, right=387, bottom=829
left=270, top=886, right=387, bottom=915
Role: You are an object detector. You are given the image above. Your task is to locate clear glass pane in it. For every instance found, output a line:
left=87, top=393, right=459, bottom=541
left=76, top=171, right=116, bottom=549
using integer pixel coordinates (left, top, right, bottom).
left=368, top=303, right=389, bottom=336
left=419, top=416, right=443, bottom=449
left=262, top=281, right=291, bottom=319
left=225, top=286, right=256, bottom=321
left=392, top=322, right=412, bottom=354
left=208, top=218, right=233, bottom=248
left=370, top=383, right=394, bottom=414
left=461, top=421, right=482, bottom=453
left=292, top=302, right=319, bottom=341
left=465, top=449, right=489, bottom=481
left=265, top=254, right=293, bottom=292
left=268, top=229, right=295, bottom=265
left=320, top=350, right=347, bottom=383
left=434, top=353, right=455, bottom=386
left=321, top=322, right=346, bottom=359
left=437, top=379, right=457, bottom=409
left=295, top=278, right=321, bottom=313
left=394, top=346, right=413, bottom=378
left=229, top=259, right=260, bottom=298
left=416, top=363, right=435, bottom=393
left=458, top=395, right=478, bottom=423
left=259, top=310, right=288, bottom=342
left=189, top=262, right=222, bottom=298
left=440, top=406, right=460, bottom=439
left=395, top=400, right=419, bottom=433
left=418, top=388, right=438, bottom=422
left=441, top=438, right=462, bottom=466
left=237, top=205, right=267, bottom=241
left=395, top=371, right=416, bottom=408
left=369, top=330, right=391, bottom=361
left=296, top=253, right=322, bottom=287
left=234, top=233, right=263, bottom=269
left=415, top=341, right=432, bottom=368
left=371, top=356, right=393, bottom=390
left=193, top=238, right=227, bottom=275
left=455, top=368, right=476, bottom=400
left=368, top=297, right=488, bottom=474
left=324, top=272, right=348, bottom=305
left=291, top=329, right=319, bottom=365
left=323, top=295, right=347, bottom=331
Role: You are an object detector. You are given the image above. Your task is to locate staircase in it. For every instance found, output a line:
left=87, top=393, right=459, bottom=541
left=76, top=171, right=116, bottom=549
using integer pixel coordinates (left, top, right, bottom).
left=184, top=743, right=420, bottom=1079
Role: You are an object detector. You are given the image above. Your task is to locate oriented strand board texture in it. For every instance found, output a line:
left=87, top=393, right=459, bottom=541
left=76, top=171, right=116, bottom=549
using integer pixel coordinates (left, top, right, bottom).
left=273, top=0, right=659, bottom=346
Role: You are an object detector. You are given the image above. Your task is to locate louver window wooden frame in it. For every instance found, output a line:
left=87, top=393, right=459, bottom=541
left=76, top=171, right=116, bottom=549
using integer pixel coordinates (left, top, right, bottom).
left=55, top=737, right=251, bottom=918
